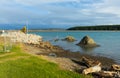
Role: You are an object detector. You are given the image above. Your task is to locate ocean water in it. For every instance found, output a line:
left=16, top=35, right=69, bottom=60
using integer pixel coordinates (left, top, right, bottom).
left=30, top=31, right=120, bottom=63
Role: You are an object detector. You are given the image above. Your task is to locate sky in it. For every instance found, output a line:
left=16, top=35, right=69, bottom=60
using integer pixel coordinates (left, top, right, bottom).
left=0, top=0, right=120, bottom=28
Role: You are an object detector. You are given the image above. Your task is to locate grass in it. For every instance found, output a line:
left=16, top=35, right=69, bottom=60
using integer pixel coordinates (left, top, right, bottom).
left=0, top=43, right=92, bottom=78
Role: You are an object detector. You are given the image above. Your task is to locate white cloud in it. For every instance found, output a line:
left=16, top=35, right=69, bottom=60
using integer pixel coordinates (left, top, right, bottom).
left=92, top=0, right=120, bottom=17
left=0, top=0, right=120, bottom=27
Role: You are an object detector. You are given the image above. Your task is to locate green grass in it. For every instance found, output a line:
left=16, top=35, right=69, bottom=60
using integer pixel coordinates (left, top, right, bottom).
left=0, top=44, right=92, bottom=78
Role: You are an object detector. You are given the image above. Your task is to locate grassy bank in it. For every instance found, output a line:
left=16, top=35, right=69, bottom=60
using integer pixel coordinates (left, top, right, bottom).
left=0, top=43, right=92, bottom=78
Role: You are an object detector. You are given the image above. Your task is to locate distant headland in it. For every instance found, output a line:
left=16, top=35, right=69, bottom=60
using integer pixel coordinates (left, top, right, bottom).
left=67, top=25, right=120, bottom=31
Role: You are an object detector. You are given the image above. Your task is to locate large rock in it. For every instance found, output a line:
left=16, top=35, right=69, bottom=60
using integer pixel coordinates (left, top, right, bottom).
left=77, top=35, right=99, bottom=48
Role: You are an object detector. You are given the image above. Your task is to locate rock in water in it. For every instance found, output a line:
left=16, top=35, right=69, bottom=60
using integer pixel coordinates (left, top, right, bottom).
left=77, top=35, right=100, bottom=48
left=79, top=35, right=96, bottom=45
left=63, top=36, right=76, bottom=42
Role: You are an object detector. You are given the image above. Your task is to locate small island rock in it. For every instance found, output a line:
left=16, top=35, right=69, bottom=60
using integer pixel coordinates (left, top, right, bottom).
left=77, top=35, right=100, bottom=48
left=63, top=36, right=76, bottom=42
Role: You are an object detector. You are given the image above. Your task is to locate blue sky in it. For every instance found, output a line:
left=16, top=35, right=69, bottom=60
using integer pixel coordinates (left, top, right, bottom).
left=0, top=0, right=120, bottom=28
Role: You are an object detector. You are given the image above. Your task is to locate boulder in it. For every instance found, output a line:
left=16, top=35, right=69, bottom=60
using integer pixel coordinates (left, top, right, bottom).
left=82, top=65, right=101, bottom=75
left=63, top=36, right=76, bottom=42
left=77, top=35, right=99, bottom=48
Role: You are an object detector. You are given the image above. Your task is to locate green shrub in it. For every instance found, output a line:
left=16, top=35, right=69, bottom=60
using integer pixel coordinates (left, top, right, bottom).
left=21, top=26, right=27, bottom=34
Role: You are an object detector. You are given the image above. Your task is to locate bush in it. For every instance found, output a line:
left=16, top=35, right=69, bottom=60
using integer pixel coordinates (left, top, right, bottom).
left=21, top=26, right=27, bottom=34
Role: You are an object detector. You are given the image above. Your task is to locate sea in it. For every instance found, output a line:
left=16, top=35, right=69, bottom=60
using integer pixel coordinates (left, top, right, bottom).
left=30, top=31, right=120, bottom=63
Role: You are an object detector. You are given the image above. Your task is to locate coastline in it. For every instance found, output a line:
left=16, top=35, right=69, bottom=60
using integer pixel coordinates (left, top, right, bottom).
left=23, top=43, right=118, bottom=77
left=25, top=43, right=116, bottom=67
left=0, top=30, right=119, bottom=77
left=2, top=30, right=117, bottom=65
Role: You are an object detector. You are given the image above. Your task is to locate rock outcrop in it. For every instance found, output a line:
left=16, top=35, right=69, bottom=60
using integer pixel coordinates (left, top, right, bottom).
left=77, top=35, right=99, bottom=48
left=62, top=36, right=76, bottom=42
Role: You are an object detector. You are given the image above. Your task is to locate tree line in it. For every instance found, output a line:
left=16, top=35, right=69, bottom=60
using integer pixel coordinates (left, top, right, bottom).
left=67, top=25, right=120, bottom=30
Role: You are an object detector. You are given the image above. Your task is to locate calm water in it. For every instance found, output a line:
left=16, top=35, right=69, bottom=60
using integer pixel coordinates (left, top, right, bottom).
left=30, top=31, right=120, bottom=63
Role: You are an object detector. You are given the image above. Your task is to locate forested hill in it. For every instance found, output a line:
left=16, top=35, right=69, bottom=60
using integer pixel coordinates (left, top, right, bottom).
left=67, top=25, right=120, bottom=30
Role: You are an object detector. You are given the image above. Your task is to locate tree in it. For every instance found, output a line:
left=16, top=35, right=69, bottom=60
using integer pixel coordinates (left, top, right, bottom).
left=21, top=26, right=27, bottom=34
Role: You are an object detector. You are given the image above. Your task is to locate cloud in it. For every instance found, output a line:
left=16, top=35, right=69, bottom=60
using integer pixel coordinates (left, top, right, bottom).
left=0, top=0, right=120, bottom=28
left=14, top=0, right=80, bottom=6
left=92, top=0, right=120, bottom=16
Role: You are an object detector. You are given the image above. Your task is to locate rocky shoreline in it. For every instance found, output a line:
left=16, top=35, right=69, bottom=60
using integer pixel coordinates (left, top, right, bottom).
left=34, top=44, right=115, bottom=66
left=25, top=43, right=119, bottom=77
left=1, top=31, right=42, bottom=44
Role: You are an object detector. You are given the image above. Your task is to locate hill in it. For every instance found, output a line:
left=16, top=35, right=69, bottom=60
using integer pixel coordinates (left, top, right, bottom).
left=67, top=25, right=120, bottom=30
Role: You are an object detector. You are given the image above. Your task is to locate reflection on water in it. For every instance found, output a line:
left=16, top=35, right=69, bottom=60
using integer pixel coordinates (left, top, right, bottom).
left=80, top=47, right=96, bottom=52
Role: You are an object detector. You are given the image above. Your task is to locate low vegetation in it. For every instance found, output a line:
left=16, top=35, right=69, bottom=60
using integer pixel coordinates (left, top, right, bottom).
left=0, top=40, right=92, bottom=78
left=21, top=26, right=27, bottom=33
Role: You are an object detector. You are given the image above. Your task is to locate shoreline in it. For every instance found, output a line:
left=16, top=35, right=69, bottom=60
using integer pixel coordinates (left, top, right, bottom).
left=25, top=44, right=116, bottom=67
left=24, top=43, right=118, bottom=78
left=39, top=49, right=116, bottom=66
left=0, top=30, right=117, bottom=65
left=23, top=43, right=120, bottom=77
